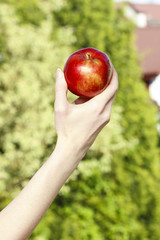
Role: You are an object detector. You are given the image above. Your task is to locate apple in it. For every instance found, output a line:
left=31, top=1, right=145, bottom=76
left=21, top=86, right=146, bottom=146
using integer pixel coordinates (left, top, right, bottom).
left=64, top=47, right=113, bottom=98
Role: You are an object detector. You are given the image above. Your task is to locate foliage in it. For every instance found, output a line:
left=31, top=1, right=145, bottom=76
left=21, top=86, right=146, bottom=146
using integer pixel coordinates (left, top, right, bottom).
left=0, top=0, right=74, bottom=210
left=0, top=1, right=128, bottom=239
left=0, top=0, right=160, bottom=239
left=54, top=0, right=115, bottom=53
left=54, top=0, right=160, bottom=239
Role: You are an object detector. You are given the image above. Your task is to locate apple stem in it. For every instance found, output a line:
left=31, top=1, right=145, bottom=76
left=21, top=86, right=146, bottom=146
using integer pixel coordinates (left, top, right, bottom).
left=86, top=53, right=91, bottom=60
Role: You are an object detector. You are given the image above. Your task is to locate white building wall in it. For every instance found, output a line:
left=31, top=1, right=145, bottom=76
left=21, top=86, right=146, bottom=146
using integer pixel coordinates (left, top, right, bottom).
left=149, top=74, right=160, bottom=107
left=125, top=6, right=147, bottom=28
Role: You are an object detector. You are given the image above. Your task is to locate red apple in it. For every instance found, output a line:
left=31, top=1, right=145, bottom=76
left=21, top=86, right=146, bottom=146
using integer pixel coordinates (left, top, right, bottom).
left=64, top=47, right=113, bottom=98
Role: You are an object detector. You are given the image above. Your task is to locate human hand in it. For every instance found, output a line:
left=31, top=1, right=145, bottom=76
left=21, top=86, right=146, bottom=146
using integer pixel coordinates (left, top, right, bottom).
left=0, top=67, right=118, bottom=240
left=54, top=67, right=118, bottom=164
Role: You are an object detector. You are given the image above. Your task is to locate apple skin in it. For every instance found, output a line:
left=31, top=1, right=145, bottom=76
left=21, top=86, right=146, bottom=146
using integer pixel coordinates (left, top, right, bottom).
left=64, top=47, right=113, bottom=98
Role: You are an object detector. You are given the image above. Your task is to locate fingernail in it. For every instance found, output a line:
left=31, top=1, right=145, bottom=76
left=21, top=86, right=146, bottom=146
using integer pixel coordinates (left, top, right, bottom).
left=56, top=68, right=62, bottom=78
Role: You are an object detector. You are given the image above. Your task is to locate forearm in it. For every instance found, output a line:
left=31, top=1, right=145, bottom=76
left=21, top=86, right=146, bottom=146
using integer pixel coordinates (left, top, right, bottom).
left=0, top=140, right=81, bottom=240
left=0, top=67, right=118, bottom=239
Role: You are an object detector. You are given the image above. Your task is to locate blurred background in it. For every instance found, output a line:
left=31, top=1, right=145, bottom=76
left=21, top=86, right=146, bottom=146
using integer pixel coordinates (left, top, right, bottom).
left=0, top=0, right=160, bottom=239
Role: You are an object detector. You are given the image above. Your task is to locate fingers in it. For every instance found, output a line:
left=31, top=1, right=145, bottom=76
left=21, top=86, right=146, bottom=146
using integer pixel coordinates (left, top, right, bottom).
left=80, top=66, right=118, bottom=118
left=90, top=67, right=118, bottom=106
left=54, top=68, right=68, bottom=110
left=54, top=66, right=118, bottom=120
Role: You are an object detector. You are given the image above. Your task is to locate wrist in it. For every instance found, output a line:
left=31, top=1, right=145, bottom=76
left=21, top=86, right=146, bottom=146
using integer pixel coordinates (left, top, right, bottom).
left=50, top=137, right=85, bottom=174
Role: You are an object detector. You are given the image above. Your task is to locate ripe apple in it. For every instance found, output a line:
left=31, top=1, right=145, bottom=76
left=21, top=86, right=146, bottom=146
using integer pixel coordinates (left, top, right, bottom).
left=64, top=47, right=113, bottom=98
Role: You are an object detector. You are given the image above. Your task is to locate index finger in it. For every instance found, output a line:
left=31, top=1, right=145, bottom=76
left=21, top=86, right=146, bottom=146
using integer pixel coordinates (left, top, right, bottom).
left=89, top=66, right=118, bottom=105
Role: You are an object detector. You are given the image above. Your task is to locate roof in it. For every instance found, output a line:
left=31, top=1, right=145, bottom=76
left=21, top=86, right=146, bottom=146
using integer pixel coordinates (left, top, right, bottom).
left=130, top=4, right=160, bottom=22
left=135, top=26, right=160, bottom=76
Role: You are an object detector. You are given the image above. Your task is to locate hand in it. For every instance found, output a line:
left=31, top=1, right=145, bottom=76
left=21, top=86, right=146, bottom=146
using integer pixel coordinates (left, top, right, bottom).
left=54, top=67, right=118, bottom=164
left=0, top=67, right=118, bottom=240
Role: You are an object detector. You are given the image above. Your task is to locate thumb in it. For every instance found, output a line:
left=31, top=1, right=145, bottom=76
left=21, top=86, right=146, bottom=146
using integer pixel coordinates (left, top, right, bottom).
left=55, top=68, right=68, bottom=107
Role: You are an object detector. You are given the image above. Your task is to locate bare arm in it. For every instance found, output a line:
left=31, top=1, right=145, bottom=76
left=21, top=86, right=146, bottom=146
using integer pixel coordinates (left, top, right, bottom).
left=0, top=68, right=118, bottom=240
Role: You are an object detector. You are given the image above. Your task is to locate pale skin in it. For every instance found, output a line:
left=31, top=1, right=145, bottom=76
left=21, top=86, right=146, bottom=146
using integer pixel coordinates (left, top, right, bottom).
left=0, top=67, right=118, bottom=240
